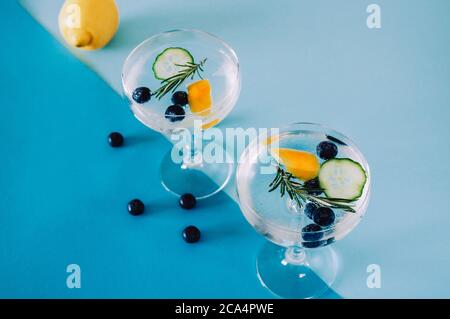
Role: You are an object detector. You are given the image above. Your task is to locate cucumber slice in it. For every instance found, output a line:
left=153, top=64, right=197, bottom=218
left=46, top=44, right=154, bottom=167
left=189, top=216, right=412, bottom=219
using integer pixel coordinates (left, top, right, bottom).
left=152, top=47, right=194, bottom=80
left=318, top=158, right=367, bottom=200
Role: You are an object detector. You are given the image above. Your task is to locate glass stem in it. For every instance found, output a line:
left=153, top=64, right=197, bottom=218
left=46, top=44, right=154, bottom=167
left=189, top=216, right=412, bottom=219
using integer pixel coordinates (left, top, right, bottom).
left=284, top=246, right=307, bottom=265
left=182, top=134, right=202, bottom=168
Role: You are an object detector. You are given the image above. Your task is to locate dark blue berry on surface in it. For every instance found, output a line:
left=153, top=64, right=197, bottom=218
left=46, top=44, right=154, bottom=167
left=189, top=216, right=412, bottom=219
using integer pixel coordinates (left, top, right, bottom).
left=304, top=203, right=318, bottom=220
left=304, top=178, right=323, bottom=195
left=179, top=193, right=197, bottom=210
left=171, top=91, right=189, bottom=106
left=182, top=225, right=201, bottom=243
left=165, top=105, right=185, bottom=122
left=326, top=135, right=346, bottom=146
left=316, top=141, right=338, bottom=160
left=327, top=237, right=335, bottom=245
left=301, top=223, right=323, bottom=241
left=132, top=87, right=151, bottom=104
left=108, top=132, right=124, bottom=147
left=127, top=199, right=145, bottom=216
left=313, top=207, right=335, bottom=227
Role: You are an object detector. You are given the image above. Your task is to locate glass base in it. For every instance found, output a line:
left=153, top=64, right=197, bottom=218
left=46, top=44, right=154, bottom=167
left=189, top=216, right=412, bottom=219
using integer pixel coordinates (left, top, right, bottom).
left=160, top=149, right=233, bottom=199
left=256, top=242, right=339, bottom=299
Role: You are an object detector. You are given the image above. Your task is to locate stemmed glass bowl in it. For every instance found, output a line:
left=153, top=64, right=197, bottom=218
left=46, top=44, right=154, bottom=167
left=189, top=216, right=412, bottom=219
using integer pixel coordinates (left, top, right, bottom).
left=122, top=29, right=240, bottom=199
left=236, top=122, right=371, bottom=298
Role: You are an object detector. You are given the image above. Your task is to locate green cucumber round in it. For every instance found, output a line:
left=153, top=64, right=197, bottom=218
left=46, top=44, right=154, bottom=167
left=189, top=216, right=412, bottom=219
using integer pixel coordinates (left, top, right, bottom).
left=318, top=158, right=367, bottom=200
left=152, top=47, right=194, bottom=80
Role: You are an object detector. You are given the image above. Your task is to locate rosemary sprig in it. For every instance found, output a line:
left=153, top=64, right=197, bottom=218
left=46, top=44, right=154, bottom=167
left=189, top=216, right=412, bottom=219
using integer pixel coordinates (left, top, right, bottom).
left=153, top=58, right=207, bottom=100
left=268, top=166, right=356, bottom=213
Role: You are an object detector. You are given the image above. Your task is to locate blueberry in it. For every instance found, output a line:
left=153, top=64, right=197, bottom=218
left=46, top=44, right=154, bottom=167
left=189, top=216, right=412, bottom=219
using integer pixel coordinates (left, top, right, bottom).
left=303, top=235, right=335, bottom=248
left=128, top=199, right=145, bottom=216
left=316, top=141, right=338, bottom=160
left=302, top=240, right=327, bottom=248
left=182, top=226, right=201, bottom=243
left=171, top=91, right=188, bottom=106
left=326, top=135, right=346, bottom=146
left=313, top=207, right=335, bottom=227
left=179, top=193, right=196, bottom=210
left=304, top=178, right=323, bottom=195
left=132, top=87, right=151, bottom=104
left=301, top=223, right=323, bottom=241
left=304, top=203, right=318, bottom=219
left=108, top=132, right=124, bottom=147
left=165, top=105, right=185, bottom=122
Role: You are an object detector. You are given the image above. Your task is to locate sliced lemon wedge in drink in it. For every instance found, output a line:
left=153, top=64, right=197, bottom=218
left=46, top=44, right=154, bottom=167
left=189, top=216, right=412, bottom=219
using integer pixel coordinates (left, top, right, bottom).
left=187, top=79, right=212, bottom=116
left=201, top=118, right=221, bottom=130
left=272, top=148, right=320, bottom=181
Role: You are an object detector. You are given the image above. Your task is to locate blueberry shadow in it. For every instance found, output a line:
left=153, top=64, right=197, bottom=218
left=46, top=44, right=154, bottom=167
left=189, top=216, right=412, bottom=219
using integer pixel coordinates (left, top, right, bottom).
left=201, top=223, right=248, bottom=244
left=199, top=189, right=235, bottom=207
left=124, top=133, right=159, bottom=147
left=144, top=197, right=178, bottom=215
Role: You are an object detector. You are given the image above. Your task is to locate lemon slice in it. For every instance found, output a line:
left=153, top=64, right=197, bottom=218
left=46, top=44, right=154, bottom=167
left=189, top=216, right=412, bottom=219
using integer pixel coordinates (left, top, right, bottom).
left=187, top=79, right=212, bottom=116
left=272, top=148, right=320, bottom=181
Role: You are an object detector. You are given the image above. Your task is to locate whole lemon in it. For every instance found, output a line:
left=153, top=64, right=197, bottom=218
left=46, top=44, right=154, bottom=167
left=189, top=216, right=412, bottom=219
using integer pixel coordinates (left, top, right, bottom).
left=59, top=0, right=119, bottom=50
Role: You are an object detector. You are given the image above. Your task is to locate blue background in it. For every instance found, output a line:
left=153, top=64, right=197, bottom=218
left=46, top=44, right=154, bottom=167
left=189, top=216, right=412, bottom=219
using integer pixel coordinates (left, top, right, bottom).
left=1, top=0, right=450, bottom=298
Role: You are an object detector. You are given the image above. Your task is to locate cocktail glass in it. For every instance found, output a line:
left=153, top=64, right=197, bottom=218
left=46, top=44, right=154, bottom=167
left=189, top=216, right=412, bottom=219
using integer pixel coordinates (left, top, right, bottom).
left=236, top=123, right=371, bottom=298
left=122, top=29, right=240, bottom=198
